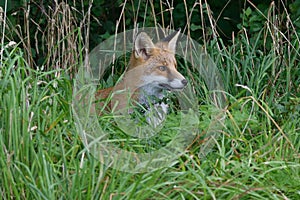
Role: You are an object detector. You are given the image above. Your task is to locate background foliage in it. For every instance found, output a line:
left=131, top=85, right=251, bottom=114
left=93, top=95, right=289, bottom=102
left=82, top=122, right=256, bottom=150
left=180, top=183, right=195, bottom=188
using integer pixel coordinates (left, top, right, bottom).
left=1, top=0, right=299, bottom=68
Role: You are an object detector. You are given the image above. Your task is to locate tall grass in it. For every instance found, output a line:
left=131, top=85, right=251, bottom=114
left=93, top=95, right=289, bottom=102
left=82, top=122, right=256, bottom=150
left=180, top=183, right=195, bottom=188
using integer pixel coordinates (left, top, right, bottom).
left=1, top=0, right=300, bottom=199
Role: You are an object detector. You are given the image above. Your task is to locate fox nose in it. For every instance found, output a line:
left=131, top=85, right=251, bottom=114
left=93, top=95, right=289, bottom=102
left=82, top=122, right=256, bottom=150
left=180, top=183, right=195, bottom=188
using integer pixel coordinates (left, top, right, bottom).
left=182, top=79, right=188, bottom=86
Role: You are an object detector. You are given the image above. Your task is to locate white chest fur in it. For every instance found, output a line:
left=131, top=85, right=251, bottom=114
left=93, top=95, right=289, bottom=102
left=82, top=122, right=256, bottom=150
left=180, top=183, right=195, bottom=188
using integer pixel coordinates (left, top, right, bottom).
left=138, top=84, right=169, bottom=128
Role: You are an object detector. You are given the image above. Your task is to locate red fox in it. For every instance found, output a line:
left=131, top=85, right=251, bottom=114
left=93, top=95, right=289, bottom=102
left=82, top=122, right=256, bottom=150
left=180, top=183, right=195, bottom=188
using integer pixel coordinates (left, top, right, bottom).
left=96, top=29, right=187, bottom=121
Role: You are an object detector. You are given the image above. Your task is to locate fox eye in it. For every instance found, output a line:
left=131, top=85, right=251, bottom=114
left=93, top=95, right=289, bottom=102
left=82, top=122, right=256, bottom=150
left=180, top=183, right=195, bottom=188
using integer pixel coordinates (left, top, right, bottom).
left=159, top=66, right=167, bottom=71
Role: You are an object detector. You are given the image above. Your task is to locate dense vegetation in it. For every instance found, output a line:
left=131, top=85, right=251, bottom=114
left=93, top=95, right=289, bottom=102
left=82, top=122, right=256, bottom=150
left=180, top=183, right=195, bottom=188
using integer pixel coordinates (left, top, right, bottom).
left=1, top=0, right=299, bottom=199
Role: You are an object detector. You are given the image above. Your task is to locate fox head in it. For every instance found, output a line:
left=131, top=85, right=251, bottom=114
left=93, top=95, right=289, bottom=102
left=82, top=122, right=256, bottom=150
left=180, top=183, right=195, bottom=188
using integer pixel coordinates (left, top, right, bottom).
left=128, top=30, right=187, bottom=94
left=101, top=30, right=188, bottom=113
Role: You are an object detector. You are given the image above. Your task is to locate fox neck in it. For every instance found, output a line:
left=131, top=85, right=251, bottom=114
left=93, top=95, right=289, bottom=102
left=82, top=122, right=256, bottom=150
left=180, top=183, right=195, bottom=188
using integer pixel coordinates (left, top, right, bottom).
left=115, top=66, right=164, bottom=107
left=138, top=84, right=164, bottom=107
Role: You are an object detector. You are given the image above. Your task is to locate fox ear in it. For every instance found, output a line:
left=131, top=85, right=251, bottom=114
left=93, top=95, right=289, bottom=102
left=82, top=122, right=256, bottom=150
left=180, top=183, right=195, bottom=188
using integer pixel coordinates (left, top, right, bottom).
left=134, top=32, right=155, bottom=60
left=162, top=29, right=181, bottom=53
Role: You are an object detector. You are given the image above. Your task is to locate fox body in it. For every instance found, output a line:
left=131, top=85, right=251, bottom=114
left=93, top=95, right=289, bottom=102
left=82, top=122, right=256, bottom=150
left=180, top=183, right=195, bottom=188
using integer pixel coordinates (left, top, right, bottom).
left=96, top=30, right=187, bottom=116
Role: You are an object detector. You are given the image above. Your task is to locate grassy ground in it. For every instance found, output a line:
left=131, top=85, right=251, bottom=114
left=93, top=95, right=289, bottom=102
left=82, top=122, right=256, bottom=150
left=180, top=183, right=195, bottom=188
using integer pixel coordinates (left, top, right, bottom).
left=1, top=1, right=300, bottom=200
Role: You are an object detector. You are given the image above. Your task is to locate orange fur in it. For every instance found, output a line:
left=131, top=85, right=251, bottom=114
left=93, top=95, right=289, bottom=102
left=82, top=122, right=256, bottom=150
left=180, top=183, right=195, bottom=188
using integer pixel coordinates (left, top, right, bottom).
left=95, top=30, right=187, bottom=114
